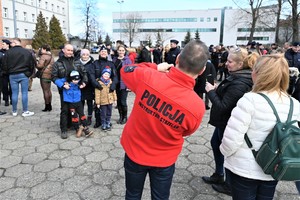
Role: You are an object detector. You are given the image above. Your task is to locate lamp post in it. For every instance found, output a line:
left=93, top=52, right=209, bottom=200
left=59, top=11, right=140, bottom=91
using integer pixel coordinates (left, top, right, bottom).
left=117, top=0, right=124, bottom=40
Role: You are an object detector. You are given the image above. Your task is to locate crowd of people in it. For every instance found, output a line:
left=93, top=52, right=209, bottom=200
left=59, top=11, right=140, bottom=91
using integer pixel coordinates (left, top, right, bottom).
left=0, top=37, right=300, bottom=199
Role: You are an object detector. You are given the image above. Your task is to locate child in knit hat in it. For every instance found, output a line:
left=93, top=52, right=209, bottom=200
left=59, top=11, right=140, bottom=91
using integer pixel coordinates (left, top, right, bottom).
left=95, top=68, right=117, bottom=131
left=55, top=70, right=93, bottom=138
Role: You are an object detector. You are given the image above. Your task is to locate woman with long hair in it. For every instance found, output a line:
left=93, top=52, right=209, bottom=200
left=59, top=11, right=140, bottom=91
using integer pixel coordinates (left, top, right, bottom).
left=112, top=45, right=132, bottom=124
left=36, top=44, right=54, bottom=111
left=220, top=54, right=300, bottom=199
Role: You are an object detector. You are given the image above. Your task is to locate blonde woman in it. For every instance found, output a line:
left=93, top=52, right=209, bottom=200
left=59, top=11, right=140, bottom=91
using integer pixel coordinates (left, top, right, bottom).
left=202, top=48, right=260, bottom=195
left=220, top=54, right=300, bottom=199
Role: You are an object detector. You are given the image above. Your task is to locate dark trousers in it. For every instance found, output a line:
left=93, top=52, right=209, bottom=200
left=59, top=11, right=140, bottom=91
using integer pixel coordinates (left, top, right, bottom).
left=211, top=127, right=225, bottom=175
left=82, top=99, right=93, bottom=116
left=116, top=88, right=128, bottom=107
left=296, top=181, right=300, bottom=195
left=68, top=101, right=87, bottom=130
left=59, top=91, right=72, bottom=132
left=226, top=169, right=278, bottom=200
left=2, top=75, right=11, bottom=102
left=124, top=154, right=175, bottom=200
left=100, top=104, right=112, bottom=126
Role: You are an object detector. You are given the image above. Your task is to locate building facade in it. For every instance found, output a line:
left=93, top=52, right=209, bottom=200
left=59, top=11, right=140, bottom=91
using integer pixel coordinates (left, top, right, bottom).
left=112, top=7, right=277, bottom=47
left=1, top=0, right=69, bottom=40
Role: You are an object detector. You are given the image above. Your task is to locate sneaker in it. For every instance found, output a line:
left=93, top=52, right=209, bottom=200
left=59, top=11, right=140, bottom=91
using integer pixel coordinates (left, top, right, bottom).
left=106, top=124, right=112, bottom=131
left=202, top=173, right=225, bottom=184
left=101, top=125, right=107, bottom=132
left=12, top=111, right=18, bottom=117
left=22, top=111, right=34, bottom=117
left=61, top=131, right=68, bottom=139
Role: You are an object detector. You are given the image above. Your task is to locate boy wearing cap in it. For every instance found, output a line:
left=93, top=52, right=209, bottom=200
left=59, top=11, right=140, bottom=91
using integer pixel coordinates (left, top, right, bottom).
left=55, top=70, right=93, bottom=138
left=94, top=68, right=117, bottom=131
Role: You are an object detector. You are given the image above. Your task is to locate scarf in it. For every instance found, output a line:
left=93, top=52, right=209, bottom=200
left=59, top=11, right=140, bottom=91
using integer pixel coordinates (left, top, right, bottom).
left=80, top=57, right=91, bottom=65
left=100, top=77, right=110, bottom=86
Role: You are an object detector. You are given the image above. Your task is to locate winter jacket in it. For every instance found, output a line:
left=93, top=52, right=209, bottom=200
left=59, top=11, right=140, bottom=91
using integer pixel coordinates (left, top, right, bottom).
left=36, top=52, right=54, bottom=80
left=55, top=78, right=81, bottom=103
left=90, top=57, right=118, bottom=91
left=137, top=47, right=151, bottom=63
left=79, top=57, right=94, bottom=100
left=285, top=48, right=300, bottom=70
left=94, top=79, right=117, bottom=106
left=120, top=63, right=205, bottom=167
left=165, top=47, right=180, bottom=65
left=194, top=61, right=216, bottom=94
left=51, top=56, right=88, bottom=89
left=113, top=56, right=132, bottom=90
left=220, top=92, right=300, bottom=181
left=207, top=69, right=253, bottom=129
left=2, top=46, right=35, bottom=77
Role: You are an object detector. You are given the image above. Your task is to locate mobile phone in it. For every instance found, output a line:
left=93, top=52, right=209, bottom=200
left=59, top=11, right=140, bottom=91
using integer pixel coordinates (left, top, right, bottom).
left=206, top=74, right=214, bottom=85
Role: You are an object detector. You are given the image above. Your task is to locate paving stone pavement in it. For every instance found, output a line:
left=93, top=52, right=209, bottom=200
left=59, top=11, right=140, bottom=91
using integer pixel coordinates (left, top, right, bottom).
left=0, top=78, right=299, bottom=200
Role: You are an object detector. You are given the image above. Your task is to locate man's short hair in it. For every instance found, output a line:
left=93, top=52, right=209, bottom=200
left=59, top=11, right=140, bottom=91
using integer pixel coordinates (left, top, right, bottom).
left=178, top=40, right=209, bottom=75
left=13, top=38, right=21, bottom=43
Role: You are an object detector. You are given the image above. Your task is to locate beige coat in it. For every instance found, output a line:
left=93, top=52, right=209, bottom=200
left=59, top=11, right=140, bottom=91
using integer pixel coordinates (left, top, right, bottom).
left=95, top=79, right=117, bottom=106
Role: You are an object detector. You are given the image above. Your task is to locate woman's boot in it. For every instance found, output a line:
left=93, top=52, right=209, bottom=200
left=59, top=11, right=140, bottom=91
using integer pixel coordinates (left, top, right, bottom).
left=48, top=103, right=52, bottom=111
left=121, top=106, right=128, bottom=124
left=87, top=116, right=92, bottom=125
left=42, top=104, right=49, bottom=112
left=117, top=105, right=123, bottom=124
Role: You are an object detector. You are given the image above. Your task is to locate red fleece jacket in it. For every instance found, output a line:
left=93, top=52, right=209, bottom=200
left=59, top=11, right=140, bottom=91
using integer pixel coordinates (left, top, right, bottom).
left=120, top=62, right=205, bottom=167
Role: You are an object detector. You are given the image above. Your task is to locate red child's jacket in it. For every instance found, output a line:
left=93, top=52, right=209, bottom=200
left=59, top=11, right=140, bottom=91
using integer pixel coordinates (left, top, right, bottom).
left=120, top=62, right=205, bottom=167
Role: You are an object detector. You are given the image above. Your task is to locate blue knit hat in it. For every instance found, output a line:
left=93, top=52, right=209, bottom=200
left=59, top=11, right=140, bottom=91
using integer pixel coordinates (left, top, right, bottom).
left=102, top=68, right=111, bottom=76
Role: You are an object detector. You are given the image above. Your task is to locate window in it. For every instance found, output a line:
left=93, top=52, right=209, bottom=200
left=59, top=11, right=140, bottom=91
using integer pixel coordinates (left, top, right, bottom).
left=38, top=0, right=41, bottom=7
left=46, top=17, right=49, bottom=22
left=207, top=17, right=211, bottom=22
left=214, top=17, right=217, bottom=22
left=62, top=7, right=65, bottom=14
left=51, top=4, right=54, bottom=11
left=24, top=12, right=27, bottom=21
left=200, top=17, right=204, bottom=22
left=3, top=7, right=8, bottom=18
left=32, top=14, right=35, bottom=22
left=45, top=2, right=48, bottom=9
left=15, top=10, right=18, bottom=20
left=24, top=29, right=28, bottom=38
left=23, top=0, right=26, bottom=3
left=4, top=27, right=9, bottom=37
left=62, top=21, right=65, bottom=28
left=57, top=6, right=60, bottom=13
left=31, top=0, right=34, bottom=5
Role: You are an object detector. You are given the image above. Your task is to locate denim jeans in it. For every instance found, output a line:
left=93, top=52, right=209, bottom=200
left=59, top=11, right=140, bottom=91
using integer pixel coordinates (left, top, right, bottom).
left=226, top=168, right=278, bottom=200
left=9, top=73, right=29, bottom=112
left=210, top=127, right=225, bottom=175
left=124, top=154, right=175, bottom=200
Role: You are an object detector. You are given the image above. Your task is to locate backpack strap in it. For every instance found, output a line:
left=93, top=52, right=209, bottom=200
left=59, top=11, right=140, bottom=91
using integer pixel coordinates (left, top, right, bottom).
left=258, top=93, right=294, bottom=123
left=244, top=93, right=294, bottom=157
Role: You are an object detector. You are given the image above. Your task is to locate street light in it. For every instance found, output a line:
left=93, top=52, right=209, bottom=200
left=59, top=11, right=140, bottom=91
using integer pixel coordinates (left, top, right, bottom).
left=117, top=0, right=124, bottom=40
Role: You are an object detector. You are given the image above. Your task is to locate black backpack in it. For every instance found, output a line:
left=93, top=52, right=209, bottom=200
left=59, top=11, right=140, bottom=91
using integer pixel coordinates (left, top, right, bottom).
left=244, top=93, right=300, bottom=181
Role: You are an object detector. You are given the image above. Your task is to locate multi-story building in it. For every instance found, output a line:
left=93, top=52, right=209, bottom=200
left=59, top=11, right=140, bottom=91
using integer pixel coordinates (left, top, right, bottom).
left=1, top=0, right=69, bottom=40
left=112, top=6, right=277, bottom=47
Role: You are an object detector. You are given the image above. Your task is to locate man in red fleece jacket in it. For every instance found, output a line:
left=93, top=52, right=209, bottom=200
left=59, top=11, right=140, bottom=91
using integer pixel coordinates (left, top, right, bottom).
left=120, top=40, right=209, bottom=199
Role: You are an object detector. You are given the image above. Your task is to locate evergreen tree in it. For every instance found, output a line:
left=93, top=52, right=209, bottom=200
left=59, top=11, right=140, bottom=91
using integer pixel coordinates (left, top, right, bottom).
left=104, top=34, right=112, bottom=46
left=32, top=12, right=51, bottom=49
left=155, top=31, right=162, bottom=46
left=184, top=31, right=192, bottom=46
left=195, top=29, right=200, bottom=40
left=97, top=35, right=103, bottom=45
left=49, top=15, right=66, bottom=49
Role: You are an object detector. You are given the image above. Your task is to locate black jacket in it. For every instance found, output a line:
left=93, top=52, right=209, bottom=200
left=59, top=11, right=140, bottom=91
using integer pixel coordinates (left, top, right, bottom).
left=165, top=47, right=180, bottom=65
left=79, top=57, right=94, bottom=100
left=284, top=48, right=300, bottom=70
left=137, top=47, right=151, bottom=63
left=194, top=61, right=216, bottom=94
left=207, top=69, right=253, bottom=129
left=2, top=46, right=35, bottom=77
left=89, top=57, right=118, bottom=92
left=51, top=56, right=88, bottom=88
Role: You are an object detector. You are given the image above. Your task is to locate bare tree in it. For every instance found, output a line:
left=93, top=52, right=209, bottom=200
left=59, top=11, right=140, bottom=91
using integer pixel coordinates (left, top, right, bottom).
left=77, top=0, right=99, bottom=48
left=121, top=12, right=143, bottom=47
left=287, top=0, right=300, bottom=41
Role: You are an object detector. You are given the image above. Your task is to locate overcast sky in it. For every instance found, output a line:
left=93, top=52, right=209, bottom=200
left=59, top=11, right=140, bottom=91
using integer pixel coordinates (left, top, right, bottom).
left=69, top=0, right=238, bottom=37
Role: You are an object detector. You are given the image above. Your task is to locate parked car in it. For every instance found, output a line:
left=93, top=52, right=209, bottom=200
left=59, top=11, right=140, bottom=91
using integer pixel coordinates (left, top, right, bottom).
left=91, top=46, right=100, bottom=54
